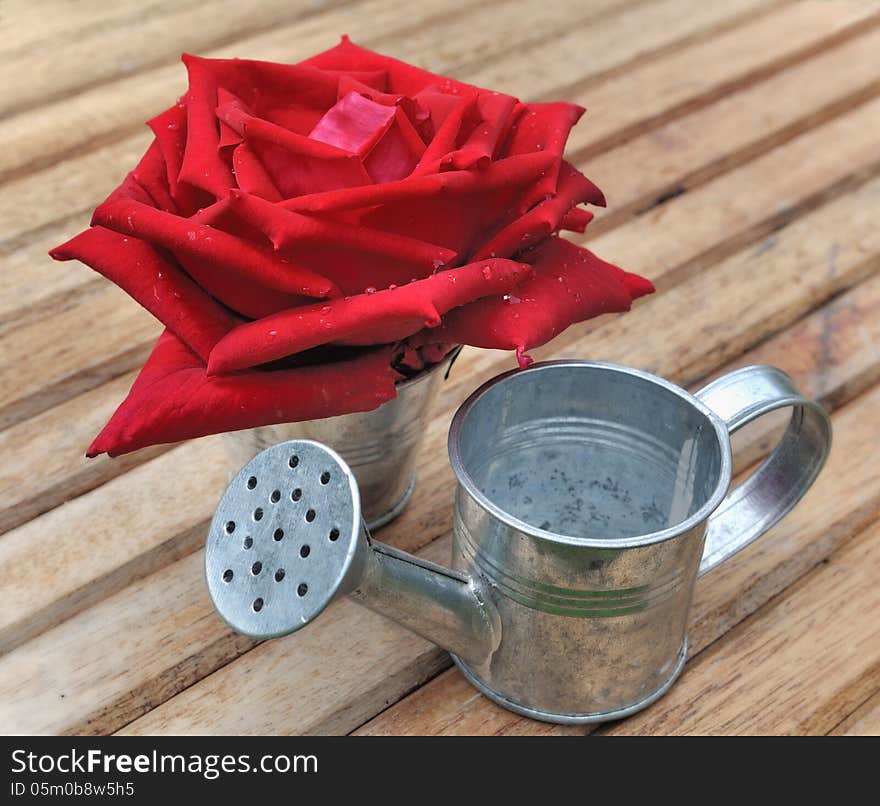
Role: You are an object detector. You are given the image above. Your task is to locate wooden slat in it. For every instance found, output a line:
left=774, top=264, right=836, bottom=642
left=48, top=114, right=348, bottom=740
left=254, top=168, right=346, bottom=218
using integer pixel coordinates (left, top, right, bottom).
left=584, top=25, right=880, bottom=235
left=10, top=64, right=876, bottom=544
left=0, top=169, right=865, bottom=735
left=830, top=691, right=880, bottom=735
left=581, top=94, right=880, bottom=292
left=406, top=0, right=777, bottom=99
left=129, top=371, right=880, bottom=735
left=0, top=370, right=174, bottom=536
left=563, top=0, right=880, bottom=158
left=1, top=133, right=152, bottom=249
left=356, top=387, right=880, bottom=735
left=1, top=140, right=877, bottom=661
left=0, top=435, right=221, bottom=655
left=1, top=0, right=349, bottom=117
left=0, top=286, right=159, bottom=431
left=0, top=0, right=634, bottom=182
left=5, top=1, right=871, bottom=345
left=0, top=1, right=187, bottom=57
left=4, top=89, right=878, bottom=439
left=0, top=225, right=97, bottom=331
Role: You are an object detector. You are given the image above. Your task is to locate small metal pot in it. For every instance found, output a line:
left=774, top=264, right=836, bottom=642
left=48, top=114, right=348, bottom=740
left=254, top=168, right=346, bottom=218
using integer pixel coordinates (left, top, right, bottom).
left=207, top=360, right=831, bottom=723
left=222, top=350, right=456, bottom=531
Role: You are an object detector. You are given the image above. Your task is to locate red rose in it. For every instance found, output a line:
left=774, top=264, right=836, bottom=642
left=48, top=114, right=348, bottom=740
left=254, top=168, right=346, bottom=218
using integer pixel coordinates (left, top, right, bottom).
left=51, top=37, right=653, bottom=457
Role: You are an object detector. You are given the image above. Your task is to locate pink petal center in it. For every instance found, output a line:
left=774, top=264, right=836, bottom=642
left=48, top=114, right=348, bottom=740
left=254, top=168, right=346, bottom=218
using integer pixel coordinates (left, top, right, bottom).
left=308, top=91, right=397, bottom=156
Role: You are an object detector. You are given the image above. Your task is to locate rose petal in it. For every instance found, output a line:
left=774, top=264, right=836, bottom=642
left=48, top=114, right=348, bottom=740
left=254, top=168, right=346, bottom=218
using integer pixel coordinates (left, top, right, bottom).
left=179, top=54, right=235, bottom=197
left=208, top=257, right=533, bottom=374
left=309, top=90, right=398, bottom=154
left=412, top=93, right=477, bottom=174
left=244, top=121, right=372, bottom=197
left=147, top=103, right=210, bottom=216
left=92, top=194, right=340, bottom=298
left=504, top=101, right=585, bottom=161
left=502, top=101, right=586, bottom=197
left=50, top=227, right=238, bottom=360
left=192, top=55, right=382, bottom=135
left=423, top=91, right=519, bottom=174
left=281, top=151, right=553, bottom=213
left=417, top=237, right=654, bottom=366
left=473, top=161, right=604, bottom=259
left=127, top=139, right=177, bottom=213
left=363, top=106, right=425, bottom=183
left=303, top=35, right=477, bottom=97
left=87, top=331, right=400, bottom=457
left=231, top=142, right=283, bottom=202
left=560, top=207, right=595, bottom=233
left=227, top=189, right=455, bottom=273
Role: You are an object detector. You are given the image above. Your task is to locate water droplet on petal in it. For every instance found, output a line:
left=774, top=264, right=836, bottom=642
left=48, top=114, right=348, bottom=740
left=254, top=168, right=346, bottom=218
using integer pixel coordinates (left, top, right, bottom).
left=432, top=259, right=445, bottom=270
left=321, top=306, right=332, bottom=314
left=267, top=329, right=277, bottom=340
left=557, top=276, right=564, bottom=283
left=482, top=265, right=492, bottom=279
left=389, top=284, right=397, bottom=290
left=365, top=286, right=377, bottom=294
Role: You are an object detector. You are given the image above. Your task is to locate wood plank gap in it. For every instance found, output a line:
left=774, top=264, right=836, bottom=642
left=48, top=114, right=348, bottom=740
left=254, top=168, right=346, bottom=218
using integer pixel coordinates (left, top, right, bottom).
left=651, top=153, right=880, bottom=293
left=116, top=193, right=880, bottom=734
left=569, top=10, right=880, bottom=162
left=532, top=0, right=792, bottom=104
left=0, top=0, right=767, bottom=188
left=588, top=78, right=880, bottom=238
left=0, top=0, right=581, bottom=185
left=0, top=0, right=362, bottom=120
left=828, top=688, right=880, bottom=735
left=353, top=384, right=880, bottom=735
left=0, top=341, right=153, bottom=433
left=7, top=111, right=878, bottom=433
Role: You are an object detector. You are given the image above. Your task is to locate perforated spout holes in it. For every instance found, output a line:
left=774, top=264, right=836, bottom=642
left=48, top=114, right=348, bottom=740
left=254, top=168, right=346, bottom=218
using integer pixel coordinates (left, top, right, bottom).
left=205, top=440, right=362, bottom=639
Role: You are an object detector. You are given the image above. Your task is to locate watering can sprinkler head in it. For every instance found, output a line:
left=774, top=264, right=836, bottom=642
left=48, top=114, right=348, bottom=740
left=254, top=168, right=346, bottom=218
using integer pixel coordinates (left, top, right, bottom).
left=205, top=439, right=499, bottom=665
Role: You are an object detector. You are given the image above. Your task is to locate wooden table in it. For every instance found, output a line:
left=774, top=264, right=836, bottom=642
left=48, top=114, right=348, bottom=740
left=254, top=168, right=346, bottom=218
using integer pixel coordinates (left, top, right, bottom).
left=2, top=0, right=879, bottom=736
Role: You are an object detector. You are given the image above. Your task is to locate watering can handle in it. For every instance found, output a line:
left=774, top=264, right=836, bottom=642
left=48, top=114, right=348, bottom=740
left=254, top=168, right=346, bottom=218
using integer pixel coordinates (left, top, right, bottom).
left=694, top=365, right=831, bottom=577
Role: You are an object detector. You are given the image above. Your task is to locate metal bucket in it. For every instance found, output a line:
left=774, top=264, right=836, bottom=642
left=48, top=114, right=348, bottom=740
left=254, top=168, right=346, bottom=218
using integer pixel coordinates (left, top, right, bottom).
left=222, top=351, right=455, bottom=530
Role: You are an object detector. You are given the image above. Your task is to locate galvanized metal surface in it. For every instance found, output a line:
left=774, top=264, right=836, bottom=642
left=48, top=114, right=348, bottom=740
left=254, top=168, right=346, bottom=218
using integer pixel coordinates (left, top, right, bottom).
left=447, top=361, right=830, bottom=722
left=221, top=351, right=455, bottom=530
left=206, top=440, right=364, bottom=639
left=206, top=361, right=830, bottom=723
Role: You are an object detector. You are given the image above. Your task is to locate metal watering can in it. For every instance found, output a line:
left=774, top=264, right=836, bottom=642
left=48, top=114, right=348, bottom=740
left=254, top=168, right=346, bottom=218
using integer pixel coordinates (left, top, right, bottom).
left=205, top=361, right=831, bottom=724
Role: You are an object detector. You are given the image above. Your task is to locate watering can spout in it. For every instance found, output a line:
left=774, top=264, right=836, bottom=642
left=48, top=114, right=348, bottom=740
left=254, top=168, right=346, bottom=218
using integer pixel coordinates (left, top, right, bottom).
left=348, top=538, right=499, bottom=665
left=205, top=438, right=499, bottom=666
